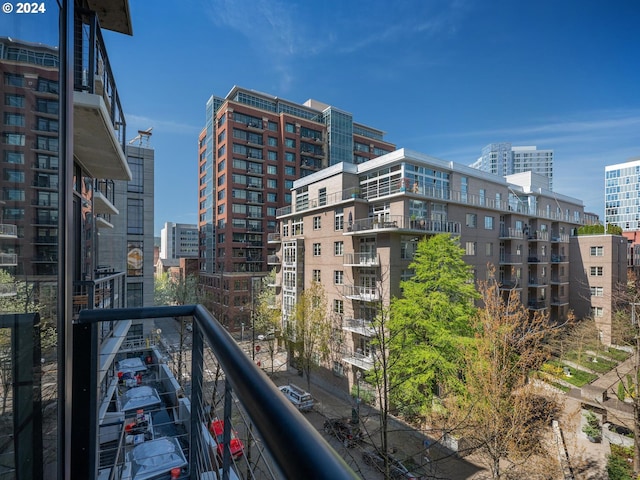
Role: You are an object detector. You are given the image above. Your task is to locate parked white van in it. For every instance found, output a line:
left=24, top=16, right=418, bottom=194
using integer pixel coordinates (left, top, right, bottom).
left=278, top=384, right=314, bottom=411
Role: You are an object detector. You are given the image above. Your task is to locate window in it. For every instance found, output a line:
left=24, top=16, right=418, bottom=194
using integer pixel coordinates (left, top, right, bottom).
left=5, top=189, right=25, bottom=201
left=268, top=136, right=278, bottom=147
left=4, top=151, right=23, bottom=164
left=484, top=216, right=494, bottom=230
left=334, top=241, right=344, bottom=255
left=37, top=78, right=58, bottom=94
left=465, top=241, right=476, bottom=256
left=268, top=121, right=277, bottom=131
left=466, top=213, right=477, bottom=228
left=126, top=156, right=144, bottom=193
left=285, top=152, right=295, bottom=162
left=313, top=243, right=321, bottom=256
left=590, top=266, right=604, bottom=276
left=334, top=271, right=344, bottom=285
left=268, top=151, right=277, bottom=161
left=285, top=123, right=295, bottom=133
left=590, top=246, right=604, bottom=256
left=4, top=170, right=24, bottom=183
left=127, top=199, right=144, bottom=234
left=267, top=192, right=277, bottom=202
left=4, top=73, right=23, bottom=86
left=590, top=286, right=604, bottom=297
left=313, top=216, right=321, bottom=230
left=36, top=98, right=58, bottom=114
left=333, top=299, right=344, bottom=314
left=591, top=307, right=604, bottom=318
left=313, top=270, right=321, bottom=282
left=267, top=165, right=277, bottom=175
left=4, top=133, right=25, bottom=146
left=335, top=210, right=344, bottom=231
left=4, top=112, right=24, bottom=126
left=37, top=136, right=58, bottom=152
left=486, top=242, right=493, bottom=256
left=36, top=116, right=58, bottom=132
left=5, top=94, right=25, bottom=107
left=285, top=138, right=295, bottom=148
left=267, top=178, right=277, bottom=189
left=285, top=166, right=296, bottom=176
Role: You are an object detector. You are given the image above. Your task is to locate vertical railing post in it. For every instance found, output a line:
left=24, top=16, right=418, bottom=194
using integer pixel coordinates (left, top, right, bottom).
left=190, top=318, right=204, bottom=479
left=70, top=320, right=98, bottom=479
left=221, top=379, right=233, bottom=480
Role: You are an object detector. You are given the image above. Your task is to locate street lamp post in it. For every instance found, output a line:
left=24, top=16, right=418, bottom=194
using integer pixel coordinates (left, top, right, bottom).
left=355, top=370, right=361, bottom=425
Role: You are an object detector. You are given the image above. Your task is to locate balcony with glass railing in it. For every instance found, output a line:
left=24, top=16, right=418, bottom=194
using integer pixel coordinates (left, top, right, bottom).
left=346, top=215, right=461, bottom=236
left=341, top=347, right=375, bottom=371
left=342, top=252, right=380, bottom=267
left=342, top=317, right=376, bottom=337
left=341, top=285, right=380, bottom=302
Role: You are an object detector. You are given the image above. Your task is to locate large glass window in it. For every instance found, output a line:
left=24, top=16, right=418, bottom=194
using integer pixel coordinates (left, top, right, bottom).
left=127, top=199, right=144, bottom=234
left=128, top=156, right=144, bottom=193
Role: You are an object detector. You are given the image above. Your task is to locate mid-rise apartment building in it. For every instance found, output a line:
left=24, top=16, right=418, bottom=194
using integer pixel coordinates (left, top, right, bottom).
left=273, top=148, right=598, bottom=394
left=569, top=234, right=627, bottom=345
left=471, top=142, right=554, bottom=189
left=198, top=86, right=395, bottom=328
left=160, top=221, right=198, bottom=259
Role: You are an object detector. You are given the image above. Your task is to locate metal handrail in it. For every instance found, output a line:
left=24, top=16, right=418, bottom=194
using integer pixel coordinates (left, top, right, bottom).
left=74, top=304, right=358, bottom=479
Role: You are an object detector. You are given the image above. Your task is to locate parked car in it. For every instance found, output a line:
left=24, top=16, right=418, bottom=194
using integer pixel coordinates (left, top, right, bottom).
left=278, top=384, right=314, bottom=411
left=323, top=418, right=362, bottom=447
left=362, top=450, right=424, bottom=479
left=209, top=420, right=244, bottom=459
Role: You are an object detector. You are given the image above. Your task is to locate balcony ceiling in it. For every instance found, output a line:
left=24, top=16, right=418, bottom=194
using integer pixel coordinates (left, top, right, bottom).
left=74, top=91, right=132, bottom=181
left=86, top=0, right=133, bottom=35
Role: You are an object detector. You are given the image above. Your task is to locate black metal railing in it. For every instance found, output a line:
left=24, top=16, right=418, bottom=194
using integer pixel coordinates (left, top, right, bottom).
left=72, top=305, right=358, bottom=479
left=74, top=9, right=126, bottom=151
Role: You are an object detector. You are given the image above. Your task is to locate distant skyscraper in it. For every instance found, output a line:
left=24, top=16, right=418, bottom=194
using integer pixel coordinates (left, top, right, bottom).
left=160, top=222, right=198, bottom=259
left=471, top=143, right=554, bottom=189
left=198, top=86, right=395, bottom=329
left=605, top=157, right=640, bottom=231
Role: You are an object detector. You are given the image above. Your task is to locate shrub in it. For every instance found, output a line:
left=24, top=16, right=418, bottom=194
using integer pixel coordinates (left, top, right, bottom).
left=606, top=453, right=633, bottom=480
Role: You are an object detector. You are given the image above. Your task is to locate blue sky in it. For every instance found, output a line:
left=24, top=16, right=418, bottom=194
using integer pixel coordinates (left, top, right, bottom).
left=99, top=0, right=640, bottom=236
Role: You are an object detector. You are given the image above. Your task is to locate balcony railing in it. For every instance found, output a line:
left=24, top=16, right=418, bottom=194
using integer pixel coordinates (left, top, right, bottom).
left=347, top=215, right=461, bottom=235
left=74, top=9, right=126, bottom=150
left=0, top=252, right=18, bottom=266
left=277, top=177, right=587, bottom=225
left=499, top=253, right=523, bottom=264
left=71, top=305, right=358, bottom=479
left=343, top=253, right=380, bottom=267
left=0, top=224, right=17, bottom=237
left=341, top=348, right=375, bottom=370
left=342, top=318, right=376, bottom=337
left=342, top=285, right=380, bottom=302
left=73, top=271, right=126, bottom=342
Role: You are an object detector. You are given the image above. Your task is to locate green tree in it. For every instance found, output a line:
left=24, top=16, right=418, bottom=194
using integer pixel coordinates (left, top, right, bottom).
left=290, top=281, right=331, bottom=392
left=389, top=234, right=478, bottom=418
left=253, top=270, right=282, bottom=374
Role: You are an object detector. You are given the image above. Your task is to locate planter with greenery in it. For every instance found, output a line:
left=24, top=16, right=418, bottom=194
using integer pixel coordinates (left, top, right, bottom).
left=582, top=411, right=602, bottom=443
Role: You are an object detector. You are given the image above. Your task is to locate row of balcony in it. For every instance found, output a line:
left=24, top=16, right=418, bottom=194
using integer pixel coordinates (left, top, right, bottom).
left=500, top=228, right=570, bottom=243
left=277, top=177, right=585, bottom=225
left=499, top=254, right=569, bottom=265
